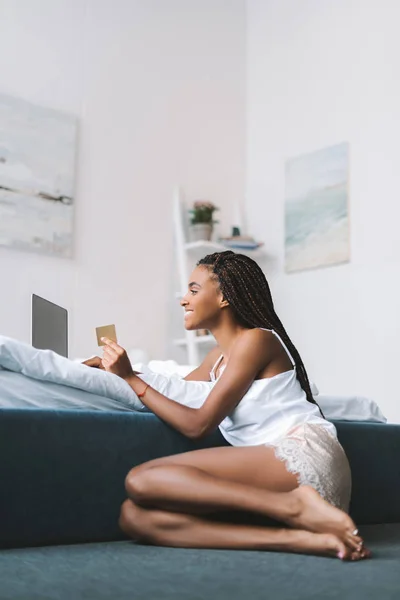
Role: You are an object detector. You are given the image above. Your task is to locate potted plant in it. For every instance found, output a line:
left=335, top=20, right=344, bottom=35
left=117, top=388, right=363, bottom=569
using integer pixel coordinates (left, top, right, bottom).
left=188, top=201, right=219, bottom=242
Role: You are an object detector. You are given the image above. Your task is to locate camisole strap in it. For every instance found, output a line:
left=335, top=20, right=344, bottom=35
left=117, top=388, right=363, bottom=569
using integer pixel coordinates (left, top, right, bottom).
left=210, top=354, right=224, bottom=381
left=260, top=328, right=296, bottom=367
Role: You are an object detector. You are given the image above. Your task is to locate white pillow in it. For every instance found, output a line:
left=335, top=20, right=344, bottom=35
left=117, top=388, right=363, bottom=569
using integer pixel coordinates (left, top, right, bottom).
left=145, top=360, right=193, bottom=378
left=317, top=394, right=386, bottom=423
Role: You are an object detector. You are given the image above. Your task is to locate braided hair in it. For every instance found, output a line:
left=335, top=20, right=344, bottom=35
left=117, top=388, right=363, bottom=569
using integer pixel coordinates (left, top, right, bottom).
left=197, top=250, right=320, bottom=410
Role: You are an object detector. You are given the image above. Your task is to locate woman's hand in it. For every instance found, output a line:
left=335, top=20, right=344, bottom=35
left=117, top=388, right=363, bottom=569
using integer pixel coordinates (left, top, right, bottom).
left=82, top=356, right=105, bottom=369
left=101, top=337, right=134, bottom=380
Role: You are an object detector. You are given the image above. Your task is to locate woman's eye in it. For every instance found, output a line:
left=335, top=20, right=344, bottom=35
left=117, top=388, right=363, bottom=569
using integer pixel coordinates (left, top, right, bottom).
left=190, top=289, right=198, bottom=295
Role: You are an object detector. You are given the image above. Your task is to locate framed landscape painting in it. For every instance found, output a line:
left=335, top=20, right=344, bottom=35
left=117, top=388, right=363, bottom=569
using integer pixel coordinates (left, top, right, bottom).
left=0, top=94, right=77, bottom=258
left=284, top=142, right=350, bottom=273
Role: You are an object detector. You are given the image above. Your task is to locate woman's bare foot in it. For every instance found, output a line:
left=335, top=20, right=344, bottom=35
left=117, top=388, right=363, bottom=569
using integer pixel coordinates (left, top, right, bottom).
left=285, top=530, right=370, bottom=561
left=287, top=486, right=366, bottom=552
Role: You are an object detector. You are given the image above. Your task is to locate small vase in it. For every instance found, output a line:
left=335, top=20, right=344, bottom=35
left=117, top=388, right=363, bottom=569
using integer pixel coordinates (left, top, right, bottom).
left=189, top=223, right=213, bottom=242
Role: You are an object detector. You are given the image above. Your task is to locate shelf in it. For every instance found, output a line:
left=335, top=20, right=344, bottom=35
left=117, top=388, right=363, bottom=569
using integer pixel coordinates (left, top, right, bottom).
left=173, top=335, right=215, bottom=347
left=184, top=240, right=227, bottom=252
left=184, top=240, right=264, bottom=258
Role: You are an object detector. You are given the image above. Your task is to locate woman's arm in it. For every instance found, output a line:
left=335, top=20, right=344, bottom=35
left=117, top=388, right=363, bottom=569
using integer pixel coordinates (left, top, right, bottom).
left=101, top=330, right=274, bottom=440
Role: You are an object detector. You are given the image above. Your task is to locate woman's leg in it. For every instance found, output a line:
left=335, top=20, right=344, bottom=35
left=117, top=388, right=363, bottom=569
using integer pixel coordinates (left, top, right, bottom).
left=123, top=446, right=363, bottom=550
left=119, top=499, right=369, bottom=561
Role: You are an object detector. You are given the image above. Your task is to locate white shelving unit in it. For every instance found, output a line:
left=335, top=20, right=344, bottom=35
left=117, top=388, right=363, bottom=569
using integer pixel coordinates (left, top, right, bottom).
left=172, top=187, right=264, bottom=366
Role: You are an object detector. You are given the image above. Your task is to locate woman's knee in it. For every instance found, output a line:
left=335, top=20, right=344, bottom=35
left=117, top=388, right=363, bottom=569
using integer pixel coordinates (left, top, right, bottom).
left=119, top=498, right=182, bottom=543
left=124, top=465, right=162, bottom=504
left=119, top=499, right=145, bottom=538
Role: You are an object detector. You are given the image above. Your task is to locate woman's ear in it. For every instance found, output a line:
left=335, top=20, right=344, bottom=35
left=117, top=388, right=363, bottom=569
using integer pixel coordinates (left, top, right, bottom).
left=220, top=298, right=229, bottom=308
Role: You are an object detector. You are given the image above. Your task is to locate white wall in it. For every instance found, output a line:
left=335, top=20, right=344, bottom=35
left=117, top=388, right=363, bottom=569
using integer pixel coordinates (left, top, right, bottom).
left=246, top=0, right=400, bottom=422
left=0, top=0, right=246, bottom=359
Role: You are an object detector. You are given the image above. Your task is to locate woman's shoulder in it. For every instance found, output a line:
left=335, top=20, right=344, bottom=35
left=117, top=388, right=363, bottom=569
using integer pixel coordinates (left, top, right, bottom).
left=237, top=327, right=275, bottom=345
left=233, top=328, right=293, bottom=376
left=232, top=328, right=277, bottom=359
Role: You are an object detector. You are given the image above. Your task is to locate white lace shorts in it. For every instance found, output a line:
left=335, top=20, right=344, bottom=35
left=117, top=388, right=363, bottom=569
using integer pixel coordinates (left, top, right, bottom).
left=267, top=423, right=352, bottom=511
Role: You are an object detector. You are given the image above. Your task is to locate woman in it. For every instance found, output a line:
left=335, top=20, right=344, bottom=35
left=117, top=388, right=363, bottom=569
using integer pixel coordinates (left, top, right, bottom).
left=98, top=251, right=370, bottom=560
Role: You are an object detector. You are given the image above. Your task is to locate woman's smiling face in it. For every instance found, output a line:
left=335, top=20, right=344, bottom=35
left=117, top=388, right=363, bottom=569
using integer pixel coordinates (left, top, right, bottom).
left=180, top=266, right=225, bottom=330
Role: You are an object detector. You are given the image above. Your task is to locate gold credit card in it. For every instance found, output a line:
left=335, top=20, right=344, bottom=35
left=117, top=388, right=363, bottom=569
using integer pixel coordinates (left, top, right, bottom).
left=96, top=324, right=117, bottom=346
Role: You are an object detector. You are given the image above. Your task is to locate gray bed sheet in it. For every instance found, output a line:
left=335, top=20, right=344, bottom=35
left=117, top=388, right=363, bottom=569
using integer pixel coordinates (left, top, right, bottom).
left=0, top=370, right=138, bottom=412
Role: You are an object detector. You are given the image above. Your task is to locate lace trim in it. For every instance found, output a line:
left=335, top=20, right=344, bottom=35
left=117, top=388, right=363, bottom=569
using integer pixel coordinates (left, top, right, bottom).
left=269, top=424, right=351, bottom=510
left=274, top=437, right=323, bottom=496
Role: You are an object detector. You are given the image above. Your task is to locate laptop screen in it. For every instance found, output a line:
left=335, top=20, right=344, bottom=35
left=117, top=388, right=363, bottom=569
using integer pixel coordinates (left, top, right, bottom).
left=31, top=294, right=68, bottom=358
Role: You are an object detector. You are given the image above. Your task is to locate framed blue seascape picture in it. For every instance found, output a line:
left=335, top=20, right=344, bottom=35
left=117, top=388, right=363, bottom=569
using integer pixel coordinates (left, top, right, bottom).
left=284, top=142, right=350, bottom=273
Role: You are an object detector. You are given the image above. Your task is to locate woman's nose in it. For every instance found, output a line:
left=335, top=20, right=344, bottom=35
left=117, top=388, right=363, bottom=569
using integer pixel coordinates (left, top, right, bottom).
left=180, top=296, right=187, bottom=307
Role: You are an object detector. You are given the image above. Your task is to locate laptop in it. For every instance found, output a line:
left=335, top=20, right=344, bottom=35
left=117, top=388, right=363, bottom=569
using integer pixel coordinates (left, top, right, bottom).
left=31, top=294, right=68, bottom=358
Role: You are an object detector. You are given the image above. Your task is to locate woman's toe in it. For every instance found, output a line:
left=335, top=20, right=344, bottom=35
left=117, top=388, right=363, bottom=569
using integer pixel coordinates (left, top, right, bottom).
left=345, top=534, right=363, bottom=551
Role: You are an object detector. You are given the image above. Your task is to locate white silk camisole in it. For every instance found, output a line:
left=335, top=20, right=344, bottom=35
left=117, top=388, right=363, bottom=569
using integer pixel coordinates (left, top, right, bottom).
left=210, top=329, right=336, bottom=446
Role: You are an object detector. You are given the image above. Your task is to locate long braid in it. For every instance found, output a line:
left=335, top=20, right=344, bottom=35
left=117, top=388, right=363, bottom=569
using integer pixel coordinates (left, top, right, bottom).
left=197, top=251, right=321, bottom=412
